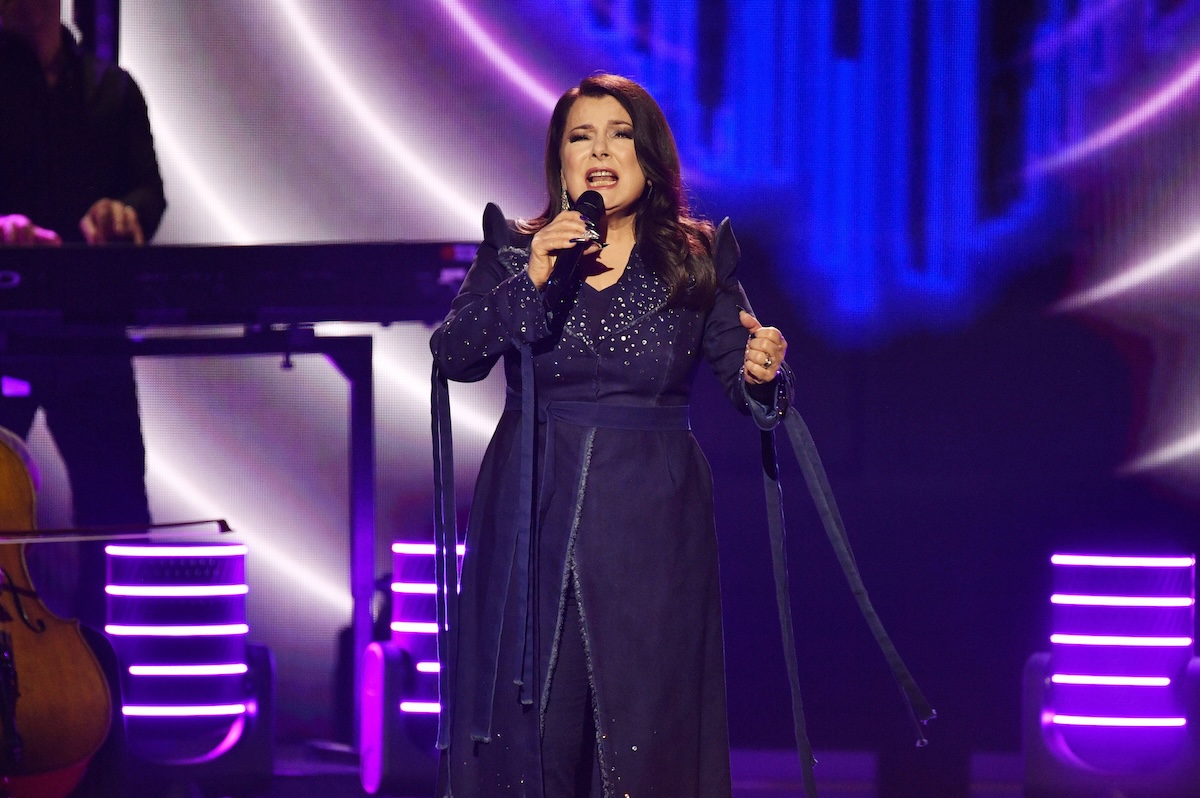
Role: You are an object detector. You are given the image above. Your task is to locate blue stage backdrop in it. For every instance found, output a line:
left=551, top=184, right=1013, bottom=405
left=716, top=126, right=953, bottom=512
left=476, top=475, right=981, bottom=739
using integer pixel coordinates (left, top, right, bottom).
left=23, top=1, right=1200, bottom=787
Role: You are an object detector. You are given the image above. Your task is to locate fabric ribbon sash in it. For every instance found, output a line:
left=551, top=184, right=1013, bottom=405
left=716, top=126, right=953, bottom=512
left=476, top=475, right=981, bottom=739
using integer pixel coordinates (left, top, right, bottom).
left=763, top=407, right=936, bottom=797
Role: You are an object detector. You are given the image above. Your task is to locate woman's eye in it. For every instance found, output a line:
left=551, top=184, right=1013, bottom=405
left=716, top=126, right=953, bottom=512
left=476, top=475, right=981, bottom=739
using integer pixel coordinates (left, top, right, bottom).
left=614, top=129, right=633, bottom=138
left=569, top=134, right=589, bottom=143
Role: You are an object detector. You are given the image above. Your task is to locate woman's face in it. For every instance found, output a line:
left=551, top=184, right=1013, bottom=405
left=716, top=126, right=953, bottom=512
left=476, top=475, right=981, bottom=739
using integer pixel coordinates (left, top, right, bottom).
left=559, top=94, right=647, bottom=219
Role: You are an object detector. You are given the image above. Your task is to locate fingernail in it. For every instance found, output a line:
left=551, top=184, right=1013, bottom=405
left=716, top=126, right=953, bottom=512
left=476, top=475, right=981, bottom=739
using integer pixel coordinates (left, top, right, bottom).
left=569, top=237, right=589, bottom=244
left=600, top=243, right=609, bottom=249
left=579, top=214, right=591, bottom=224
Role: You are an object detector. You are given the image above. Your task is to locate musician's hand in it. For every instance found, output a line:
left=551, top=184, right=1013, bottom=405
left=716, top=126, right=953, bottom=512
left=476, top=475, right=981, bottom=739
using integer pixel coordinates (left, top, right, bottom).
left=80, top=198, right=144, bottom=246
left=0, top=214, right=62, bottom=247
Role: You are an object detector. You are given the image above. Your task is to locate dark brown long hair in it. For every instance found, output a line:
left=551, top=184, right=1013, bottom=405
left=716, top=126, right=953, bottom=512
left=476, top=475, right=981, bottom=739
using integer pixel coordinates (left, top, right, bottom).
left=521, top=74, right=717, bottom=309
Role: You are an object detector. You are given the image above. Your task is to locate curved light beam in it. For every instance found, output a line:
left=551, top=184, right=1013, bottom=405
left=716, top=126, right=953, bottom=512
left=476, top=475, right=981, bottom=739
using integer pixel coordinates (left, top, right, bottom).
left=308, top=322, right=501, bottom=438
left=145, top=448, right=353, bottom=615
left=1057, top=225, right=1200, bottom=310
left=1028, top=52, right=1200, bottom=176
left=151, top=117, right=255, bottom=244
left=1123, top=427, right=1200, bottom=472
left=435, top=0, right=559, bottom=113
left=375, top=355, right=499, bottom=438
left=272, top=0, right=480, bottom=227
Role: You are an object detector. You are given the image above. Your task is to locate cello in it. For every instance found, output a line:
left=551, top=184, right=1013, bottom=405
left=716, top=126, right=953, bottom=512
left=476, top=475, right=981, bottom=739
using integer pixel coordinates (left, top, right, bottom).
left=0, top=426, right=112, bottom=798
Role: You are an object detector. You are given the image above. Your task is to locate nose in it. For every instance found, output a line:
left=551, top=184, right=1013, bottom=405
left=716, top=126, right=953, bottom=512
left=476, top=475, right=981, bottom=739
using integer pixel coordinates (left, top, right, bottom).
left=591, top=136, right=608, bottom=158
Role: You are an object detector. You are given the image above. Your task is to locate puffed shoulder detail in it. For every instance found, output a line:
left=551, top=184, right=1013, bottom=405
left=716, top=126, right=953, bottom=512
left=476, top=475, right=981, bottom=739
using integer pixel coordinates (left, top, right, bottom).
left=482, top=202, right=509, bottom=249
left=714, top=217, right=740, bottom=283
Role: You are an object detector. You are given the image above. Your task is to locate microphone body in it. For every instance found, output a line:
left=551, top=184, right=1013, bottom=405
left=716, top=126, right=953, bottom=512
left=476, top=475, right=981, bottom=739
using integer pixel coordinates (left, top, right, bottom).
left=542, top=190, right=605, bottom=326
left=551, top=190, right=605, bottom=286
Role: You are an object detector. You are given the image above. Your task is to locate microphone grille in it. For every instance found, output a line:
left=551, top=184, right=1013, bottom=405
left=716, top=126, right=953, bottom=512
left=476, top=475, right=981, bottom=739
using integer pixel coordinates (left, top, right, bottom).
left=573, top=190, right=605, bottom=220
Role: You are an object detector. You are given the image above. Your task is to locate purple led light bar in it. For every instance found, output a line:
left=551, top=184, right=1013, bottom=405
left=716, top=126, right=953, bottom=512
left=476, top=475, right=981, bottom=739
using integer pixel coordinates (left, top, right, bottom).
left=391, top=581, right=437, bottom=594
left=415, top=661, right=441, bottom=674
left=391, top=621, right=438, bottom=634
left=1050, top=634, right=1192, bottom=647
left=1051, top=714, right=1187, bottom=728
left=399, top=701, right=441, bottom=714
left=1051, top=674, right=1171, bottom=686
left=1051, top=554, right=1195, bottom=568
left=105, top=623, right=250, bottom=637
left=129, top=663, right=249, bottom=676
left=1051, top=593, right=1194, bottom=608
left=106, top=544, right=250, bottom=558
left=392, top=542, right=465, bottom=556
left=107, top=584, right=249, bottom=597
left=123, top=703, right=248, bottom=717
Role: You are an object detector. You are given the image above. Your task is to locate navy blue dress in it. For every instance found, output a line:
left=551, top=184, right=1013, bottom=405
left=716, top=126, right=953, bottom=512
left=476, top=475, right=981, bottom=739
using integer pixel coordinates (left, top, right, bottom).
left=431, top=207, right=789, bottom=797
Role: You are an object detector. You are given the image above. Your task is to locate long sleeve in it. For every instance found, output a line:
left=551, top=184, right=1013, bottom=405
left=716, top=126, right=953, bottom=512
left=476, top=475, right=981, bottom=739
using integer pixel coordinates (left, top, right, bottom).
left=701, top=218, right=793, bottom=430
left=430, top=204, right=552, bottom=382
left=117, top=73, right=166, bottom=241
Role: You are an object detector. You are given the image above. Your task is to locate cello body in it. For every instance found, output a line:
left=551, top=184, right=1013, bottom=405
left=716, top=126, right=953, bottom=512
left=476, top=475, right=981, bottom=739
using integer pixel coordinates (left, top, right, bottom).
left=0, top=427, right=111, bottom=797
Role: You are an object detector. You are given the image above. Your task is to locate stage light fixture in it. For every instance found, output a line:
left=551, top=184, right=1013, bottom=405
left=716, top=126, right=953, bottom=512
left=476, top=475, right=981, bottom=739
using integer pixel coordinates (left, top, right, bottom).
left=1024, top=551, right=1200, bottom=796
left=359, top=539, right=463, bottom=795
left=105, top=542, right=274, bottom=797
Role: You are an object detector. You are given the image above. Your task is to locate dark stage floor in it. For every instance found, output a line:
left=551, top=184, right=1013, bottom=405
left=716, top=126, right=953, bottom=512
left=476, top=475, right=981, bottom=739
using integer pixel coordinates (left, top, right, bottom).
left=149, top=746, right=1023, bottom=798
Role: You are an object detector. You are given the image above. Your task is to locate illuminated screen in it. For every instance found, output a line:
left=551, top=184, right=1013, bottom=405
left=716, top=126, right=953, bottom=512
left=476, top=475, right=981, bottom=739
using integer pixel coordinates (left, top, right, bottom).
left=16, top=0, right=1200, bottom=759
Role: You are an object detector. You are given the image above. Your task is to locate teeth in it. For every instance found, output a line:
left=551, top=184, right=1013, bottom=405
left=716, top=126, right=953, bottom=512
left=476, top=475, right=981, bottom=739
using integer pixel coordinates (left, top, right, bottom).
left=588, top=170, right=616, bottom=184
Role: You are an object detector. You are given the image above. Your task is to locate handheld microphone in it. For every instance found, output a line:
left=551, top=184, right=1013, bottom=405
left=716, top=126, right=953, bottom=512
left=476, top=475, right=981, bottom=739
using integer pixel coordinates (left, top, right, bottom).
left=553, top=190, right=605, bottom=285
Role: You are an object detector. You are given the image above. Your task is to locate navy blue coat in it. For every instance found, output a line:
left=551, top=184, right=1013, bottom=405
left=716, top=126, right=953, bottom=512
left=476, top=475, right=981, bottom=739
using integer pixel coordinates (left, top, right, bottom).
left=430, top=207, right=789, bottom=797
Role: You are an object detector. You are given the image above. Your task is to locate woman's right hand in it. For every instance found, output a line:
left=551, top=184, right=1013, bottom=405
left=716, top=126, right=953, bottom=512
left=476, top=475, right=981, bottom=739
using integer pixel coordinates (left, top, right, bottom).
left=527, top=210, right=600, bottom=288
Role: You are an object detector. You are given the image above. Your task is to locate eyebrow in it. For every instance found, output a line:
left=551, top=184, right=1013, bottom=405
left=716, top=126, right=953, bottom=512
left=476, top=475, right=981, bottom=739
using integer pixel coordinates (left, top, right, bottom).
left=568, top=120, right=634, bottom=133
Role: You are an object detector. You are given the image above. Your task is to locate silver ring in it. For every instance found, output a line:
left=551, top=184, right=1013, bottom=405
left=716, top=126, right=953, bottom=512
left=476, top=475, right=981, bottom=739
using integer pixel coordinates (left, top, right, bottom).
left=763, top=356, right=772, bottom=368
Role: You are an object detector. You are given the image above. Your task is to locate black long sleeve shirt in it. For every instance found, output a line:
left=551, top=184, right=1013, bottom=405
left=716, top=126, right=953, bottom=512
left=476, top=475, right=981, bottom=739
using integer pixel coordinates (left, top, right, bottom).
left=0, top=27, right=165, bottom=243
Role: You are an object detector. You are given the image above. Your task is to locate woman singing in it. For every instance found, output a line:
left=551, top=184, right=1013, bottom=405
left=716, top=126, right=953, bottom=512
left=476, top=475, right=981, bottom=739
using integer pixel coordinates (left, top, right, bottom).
left=430, top=73, right=791, bottom=797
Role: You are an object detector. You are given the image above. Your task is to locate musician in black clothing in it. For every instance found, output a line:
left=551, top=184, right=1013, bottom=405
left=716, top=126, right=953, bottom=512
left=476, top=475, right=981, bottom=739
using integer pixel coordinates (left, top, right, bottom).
left=0, top=0, right=166, bottom=633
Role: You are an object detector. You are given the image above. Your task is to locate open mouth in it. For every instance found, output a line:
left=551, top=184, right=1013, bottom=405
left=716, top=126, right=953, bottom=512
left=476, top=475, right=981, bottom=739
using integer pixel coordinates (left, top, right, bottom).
left=587, top=169, right=618, bottom=188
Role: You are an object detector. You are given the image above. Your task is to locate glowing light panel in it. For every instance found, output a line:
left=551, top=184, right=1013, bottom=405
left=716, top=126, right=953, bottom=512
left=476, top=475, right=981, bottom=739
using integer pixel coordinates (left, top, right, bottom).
left=1051, top=714, right=1186, bottom=728
left=1050, top=594, right=1194, bottom=608
left=391, top=621, right=438, bottom=634
left=1051, top=674, right=1171, bottom=687
left=124, top=704, right=248, bottom=717
left=106, top=544, right=250, bottom=558
left=129, top=663, right=250, bottom=676
left=105, top=624, right=251, bottom=637
left=107, top=584, right=250, bottom=597
left=1050, top=555, right=1195, bottom=568
left=392, top=542, right=466, bottom=556
left=1050, top=634, right=1193, bottom=647
left=392, top=581, right=438, bottom=594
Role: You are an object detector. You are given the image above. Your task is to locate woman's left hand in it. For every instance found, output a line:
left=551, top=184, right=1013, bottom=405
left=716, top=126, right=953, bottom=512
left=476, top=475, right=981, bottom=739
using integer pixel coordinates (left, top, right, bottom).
left=740, top=310, right=786, bottom=384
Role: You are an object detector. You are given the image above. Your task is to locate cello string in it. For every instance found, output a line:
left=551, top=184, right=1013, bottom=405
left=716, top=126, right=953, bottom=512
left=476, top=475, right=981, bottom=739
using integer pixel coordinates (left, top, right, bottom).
left=0, top=519, right=233, bottom=546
